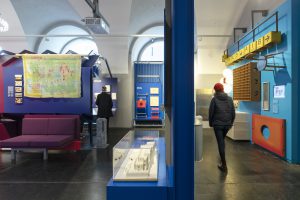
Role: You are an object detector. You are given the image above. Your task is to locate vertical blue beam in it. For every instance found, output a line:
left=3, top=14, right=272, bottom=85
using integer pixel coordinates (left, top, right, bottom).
left=171, top=0, right=194, bottom=199
left=291, top=0, right=300, bottom=163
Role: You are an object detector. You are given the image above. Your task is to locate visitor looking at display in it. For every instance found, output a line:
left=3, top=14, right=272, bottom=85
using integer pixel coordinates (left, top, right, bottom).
left=95, top=86, right=113, bottom=132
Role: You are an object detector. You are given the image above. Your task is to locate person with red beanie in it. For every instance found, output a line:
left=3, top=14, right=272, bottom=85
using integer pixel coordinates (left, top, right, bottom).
left=209, top=83, right=235, bottom=173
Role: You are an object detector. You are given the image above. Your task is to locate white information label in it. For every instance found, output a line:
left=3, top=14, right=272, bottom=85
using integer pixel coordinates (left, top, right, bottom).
left=274, top=85, right=285, bottom=98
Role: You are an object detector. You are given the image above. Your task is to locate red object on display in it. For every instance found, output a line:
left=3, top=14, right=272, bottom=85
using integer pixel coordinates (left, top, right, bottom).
left=252, top=114, right=285, bottom=157
left=136, top=99, right=146, bottom=108
left=151, top=116, right=159, bottom=119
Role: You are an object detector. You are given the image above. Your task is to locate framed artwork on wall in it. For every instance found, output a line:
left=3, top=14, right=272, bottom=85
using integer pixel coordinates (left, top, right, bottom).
left=262, top=82, right=270, bottom=111
left=274, top=85, right=285, bottom=99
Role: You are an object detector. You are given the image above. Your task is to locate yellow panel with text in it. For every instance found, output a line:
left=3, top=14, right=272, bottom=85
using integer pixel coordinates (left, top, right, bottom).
left=243, top=45, right=250, bottom=55
left=234, top=52, right=240, bottom=61
left=239, top=49, right=244, bottom=58
left=264, top=31, right=281, bottom=46
left=256, top=37, right=264, bottom=50
left=250, top=41, right=257, bottom=53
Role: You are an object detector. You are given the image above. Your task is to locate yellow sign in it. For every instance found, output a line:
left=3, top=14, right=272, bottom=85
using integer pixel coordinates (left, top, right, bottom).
left=250, top=41, right=257, bottom=53
left=243, top=45, right=250, bottom=55
left=223, top=31, right=282, bottom=66
left=239, top=49, right=244, bottom=58
left=256, top=37, right=264, bottom=50
left=233, top=52, right=239, bottom=61
left=264, top=31, right=281, bottom=46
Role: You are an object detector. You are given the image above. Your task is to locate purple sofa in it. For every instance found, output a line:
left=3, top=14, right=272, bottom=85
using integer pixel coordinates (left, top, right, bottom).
left=0, top=118, right=77, bottom=160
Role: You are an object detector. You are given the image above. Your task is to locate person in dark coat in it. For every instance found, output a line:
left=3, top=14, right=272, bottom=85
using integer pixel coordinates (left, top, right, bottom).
left=209, top=83, right=235, bottom=172
left=95, top=86, right=113, bottom=132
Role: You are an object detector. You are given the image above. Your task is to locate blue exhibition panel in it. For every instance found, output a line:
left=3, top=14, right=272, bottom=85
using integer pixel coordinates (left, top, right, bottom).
left=107, top=138, right=169, bottom=200
left=134, top=63, right=164, bottom=124
left=2, top=55, right=97, bottom=115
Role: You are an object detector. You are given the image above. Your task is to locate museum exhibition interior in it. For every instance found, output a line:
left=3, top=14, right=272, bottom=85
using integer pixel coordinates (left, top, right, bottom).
left=1, top=0, right=300, bottom=200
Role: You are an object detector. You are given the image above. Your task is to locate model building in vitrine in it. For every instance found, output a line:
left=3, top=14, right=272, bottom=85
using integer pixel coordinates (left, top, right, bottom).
left=112, top=131, right=159, bottom=181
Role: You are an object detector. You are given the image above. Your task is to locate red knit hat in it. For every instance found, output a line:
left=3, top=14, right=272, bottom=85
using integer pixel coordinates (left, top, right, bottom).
left=214, top=83, right=224, bottom=92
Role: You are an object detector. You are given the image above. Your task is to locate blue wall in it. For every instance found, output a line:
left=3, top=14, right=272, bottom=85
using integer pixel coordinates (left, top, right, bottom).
left=134, top=63, right=164, bottom=121
left=291, top=0, right=300, bottom=163
left=3, top=58, right=93, bottom=115
left=228, top=1, right=295, bottom=162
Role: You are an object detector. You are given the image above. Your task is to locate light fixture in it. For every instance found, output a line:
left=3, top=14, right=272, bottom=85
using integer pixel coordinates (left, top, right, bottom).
left=220, top=69, right=233, bottom=94
left=222, top=69, right=233, bottom=79
left=0, top=17, right=9, bottom=32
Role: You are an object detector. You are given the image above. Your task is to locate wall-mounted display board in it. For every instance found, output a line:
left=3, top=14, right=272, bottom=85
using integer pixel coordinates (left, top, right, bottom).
left=233, top=62, right=261, bottom=101
left=0, top=54, right=98, bottom=114
left=134, top=62, right=164, bottom=126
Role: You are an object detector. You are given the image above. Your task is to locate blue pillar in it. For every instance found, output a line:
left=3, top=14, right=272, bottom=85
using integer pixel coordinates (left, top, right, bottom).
left=171, top=0, right=194, bottom=199
left=291, top=0, right=300, bottom=163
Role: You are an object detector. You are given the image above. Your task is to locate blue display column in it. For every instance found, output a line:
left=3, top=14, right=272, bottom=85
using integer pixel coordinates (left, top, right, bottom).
left=291, top=0, right=300, bottom=163
left=171, top=0, right=194, bottom=199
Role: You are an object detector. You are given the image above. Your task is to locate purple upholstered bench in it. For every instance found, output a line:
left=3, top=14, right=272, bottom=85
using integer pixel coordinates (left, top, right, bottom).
left=0, top=118, right=77, bottom=161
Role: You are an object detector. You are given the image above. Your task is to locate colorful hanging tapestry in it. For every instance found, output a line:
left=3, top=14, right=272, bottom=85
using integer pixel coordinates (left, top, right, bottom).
left=23, top=54, right=81, bottom=98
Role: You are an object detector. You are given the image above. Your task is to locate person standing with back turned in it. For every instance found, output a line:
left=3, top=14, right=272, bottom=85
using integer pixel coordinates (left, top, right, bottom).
left=95, top=86, right=113, bottom=133
left=209, top=83, right=235, bottom=173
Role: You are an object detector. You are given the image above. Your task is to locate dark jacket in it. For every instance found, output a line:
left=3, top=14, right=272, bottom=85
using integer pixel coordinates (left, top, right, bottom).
left=95, top=92, right=113, bottom=118
left=209, top=92, right=235, bottom=127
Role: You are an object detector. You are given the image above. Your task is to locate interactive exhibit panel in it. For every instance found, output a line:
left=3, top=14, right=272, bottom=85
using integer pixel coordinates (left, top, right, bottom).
left=0, top=55, right=99, bottom=115
left=134, top=63, right=164, bottom=125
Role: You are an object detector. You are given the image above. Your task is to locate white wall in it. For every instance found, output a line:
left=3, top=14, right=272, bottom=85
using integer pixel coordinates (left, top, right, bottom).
left=109, top=73, right=134, bottom=128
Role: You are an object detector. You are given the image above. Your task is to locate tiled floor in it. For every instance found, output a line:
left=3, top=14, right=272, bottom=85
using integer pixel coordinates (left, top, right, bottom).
left=0, top=128, right=130, bottom=200
left=196, top=128, right=300, bottom=200
left=0, top=128, right=300, bottom=200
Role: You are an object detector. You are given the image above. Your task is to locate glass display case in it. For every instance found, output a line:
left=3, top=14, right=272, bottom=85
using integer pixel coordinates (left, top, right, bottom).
left=113, top=130, right=159, bottom=181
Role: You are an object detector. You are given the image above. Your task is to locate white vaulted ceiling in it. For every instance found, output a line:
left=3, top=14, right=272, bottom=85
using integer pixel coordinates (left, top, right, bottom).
left=0, top=0, right=286, bottom=74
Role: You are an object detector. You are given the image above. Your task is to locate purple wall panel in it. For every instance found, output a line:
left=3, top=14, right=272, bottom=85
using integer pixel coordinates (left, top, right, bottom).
left=3, top=59, right=92, bottom=114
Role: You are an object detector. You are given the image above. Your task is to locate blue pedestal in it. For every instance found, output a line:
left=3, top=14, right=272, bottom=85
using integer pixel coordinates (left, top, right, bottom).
left=107, top=138, right=169, bottom=200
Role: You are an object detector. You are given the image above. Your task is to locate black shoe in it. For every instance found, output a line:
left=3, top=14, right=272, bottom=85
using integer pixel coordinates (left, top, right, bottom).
left=218, top=163, right=228, bottom=173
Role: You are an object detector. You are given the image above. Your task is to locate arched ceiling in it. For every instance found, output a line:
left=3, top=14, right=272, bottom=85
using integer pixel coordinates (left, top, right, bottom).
left=10, top=0, right=85, bottom=51
left=0, top=0, right=286, bottom=74
left=129, top=0, right=164, bottom=34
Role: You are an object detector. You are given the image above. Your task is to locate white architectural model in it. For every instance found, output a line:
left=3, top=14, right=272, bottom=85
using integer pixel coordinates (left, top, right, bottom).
left=126, top=141, right=156, bottom=177
left=113, top=140, right=158, bottom=181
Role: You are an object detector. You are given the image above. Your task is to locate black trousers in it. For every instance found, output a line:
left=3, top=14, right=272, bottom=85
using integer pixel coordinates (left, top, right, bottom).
left=213, top=125, right=231, bottom=165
